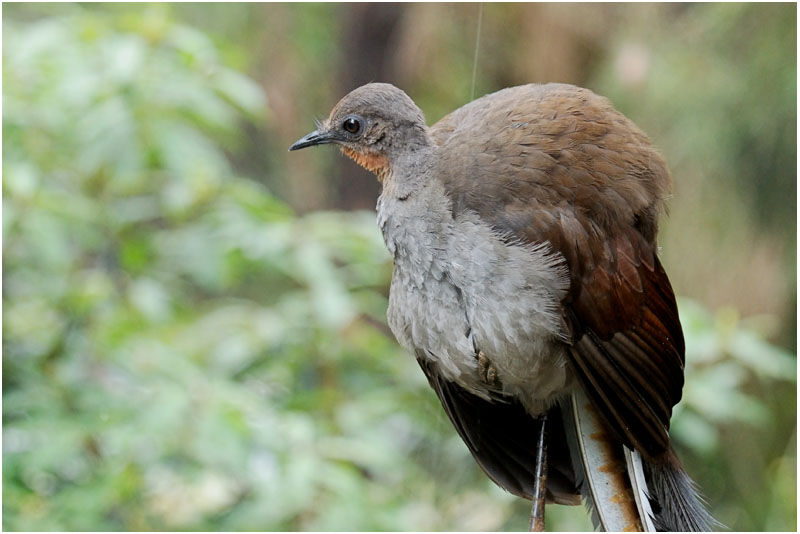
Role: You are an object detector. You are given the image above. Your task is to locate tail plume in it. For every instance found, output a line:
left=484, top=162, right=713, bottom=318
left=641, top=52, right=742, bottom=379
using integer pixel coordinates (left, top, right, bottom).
left=563, top=389, right=718, bottom=531
left=644, top=453, right=719, bottom=532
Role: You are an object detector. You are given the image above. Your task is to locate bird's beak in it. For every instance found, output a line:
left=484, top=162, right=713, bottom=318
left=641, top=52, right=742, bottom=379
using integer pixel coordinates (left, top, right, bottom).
left=288, top=129, right=336, bottom=151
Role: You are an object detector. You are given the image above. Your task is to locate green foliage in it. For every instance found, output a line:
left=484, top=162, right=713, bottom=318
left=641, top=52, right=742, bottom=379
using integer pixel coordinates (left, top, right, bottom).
left=677, top=298, right=796, bottom=454
left=3, top=4, right=796, bottom=532
left=1, top=8, right=511, bottom=531
left=675, top=300, right=796, bottom=530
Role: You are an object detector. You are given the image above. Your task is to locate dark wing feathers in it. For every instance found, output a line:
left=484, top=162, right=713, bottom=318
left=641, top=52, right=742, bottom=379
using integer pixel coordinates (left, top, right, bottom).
left=416, top=354, right=580, bottom=505
left=431, top=83, right=685, bottom=461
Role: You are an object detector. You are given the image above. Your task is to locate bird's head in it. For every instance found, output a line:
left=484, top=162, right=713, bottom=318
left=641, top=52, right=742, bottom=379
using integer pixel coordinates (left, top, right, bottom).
left=289, top=83, right=430, bottom=181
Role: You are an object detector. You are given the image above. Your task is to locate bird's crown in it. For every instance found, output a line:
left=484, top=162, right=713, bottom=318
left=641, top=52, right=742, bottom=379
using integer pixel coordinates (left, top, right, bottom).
left=327, top=83, right=426, bottom=129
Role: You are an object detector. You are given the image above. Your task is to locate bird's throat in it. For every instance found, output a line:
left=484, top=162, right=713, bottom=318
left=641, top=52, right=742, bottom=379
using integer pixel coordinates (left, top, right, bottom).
left=340, top=147, right=390, bottom=182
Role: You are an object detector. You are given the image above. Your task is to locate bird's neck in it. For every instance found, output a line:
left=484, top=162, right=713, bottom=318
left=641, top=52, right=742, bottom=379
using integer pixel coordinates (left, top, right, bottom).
left=376, top=154, right=452, bottom=270
left=340, top=124, right=434, bottom=186
left=380, top=144, right=436, bottom=199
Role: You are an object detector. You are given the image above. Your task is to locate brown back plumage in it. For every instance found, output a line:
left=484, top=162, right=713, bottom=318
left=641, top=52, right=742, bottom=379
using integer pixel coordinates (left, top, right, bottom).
left=430, top=83, right=684, bottom=460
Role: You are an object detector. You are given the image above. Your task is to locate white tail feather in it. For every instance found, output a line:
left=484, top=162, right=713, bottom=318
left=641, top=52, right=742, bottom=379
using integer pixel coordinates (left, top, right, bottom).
left=562, top=388, right=656, bottom=532
left=623, top=446, right=657, bottom=531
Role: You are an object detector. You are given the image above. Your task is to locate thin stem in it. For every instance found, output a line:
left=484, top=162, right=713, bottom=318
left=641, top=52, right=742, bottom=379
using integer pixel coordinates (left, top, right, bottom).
left=470, top=3, right=483, bottom=101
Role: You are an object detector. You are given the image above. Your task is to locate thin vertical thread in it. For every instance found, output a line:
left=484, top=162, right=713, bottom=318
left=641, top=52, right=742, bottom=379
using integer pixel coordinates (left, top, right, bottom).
left=470, top=3, right=483, bottom=101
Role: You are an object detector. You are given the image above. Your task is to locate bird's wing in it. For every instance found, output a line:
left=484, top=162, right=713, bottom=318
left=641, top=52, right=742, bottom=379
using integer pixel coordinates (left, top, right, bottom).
left=564, top=232, right=684, bottom=458
left=416, top=352, right=581, bottom=505
left=431, top=83, right=684, bottom=460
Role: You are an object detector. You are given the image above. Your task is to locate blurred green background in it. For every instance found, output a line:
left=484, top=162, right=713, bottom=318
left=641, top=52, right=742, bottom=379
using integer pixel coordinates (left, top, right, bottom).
left=3, top=3, right=796, bottom=531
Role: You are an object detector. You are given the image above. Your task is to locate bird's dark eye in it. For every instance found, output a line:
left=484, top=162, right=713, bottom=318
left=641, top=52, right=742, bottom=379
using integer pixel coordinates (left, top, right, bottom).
left=342, top=117, right=361, bottom=134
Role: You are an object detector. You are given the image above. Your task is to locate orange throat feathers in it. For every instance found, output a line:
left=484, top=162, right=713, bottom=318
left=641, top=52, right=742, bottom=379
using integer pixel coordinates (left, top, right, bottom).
left=341, top=147, right=390, bottom=181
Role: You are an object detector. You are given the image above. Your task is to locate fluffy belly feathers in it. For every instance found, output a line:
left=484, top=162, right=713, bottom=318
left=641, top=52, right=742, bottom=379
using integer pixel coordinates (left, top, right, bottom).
left=382, top=199, right=574, bottom=413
